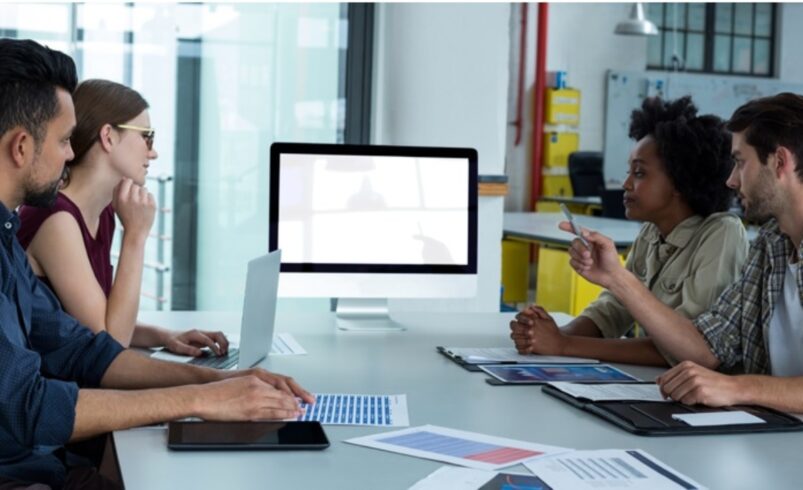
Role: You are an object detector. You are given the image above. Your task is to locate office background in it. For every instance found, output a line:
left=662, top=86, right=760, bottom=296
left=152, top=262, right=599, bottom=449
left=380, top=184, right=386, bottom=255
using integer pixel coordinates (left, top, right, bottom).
left=1, top=2, right=799, bottom=314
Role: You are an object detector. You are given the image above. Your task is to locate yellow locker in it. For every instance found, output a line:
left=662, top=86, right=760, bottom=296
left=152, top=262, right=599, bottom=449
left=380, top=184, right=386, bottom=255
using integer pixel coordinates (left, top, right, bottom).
left=544, top=88, right=581, bottom=125
left=501, top=240, right=530, bottom=304
left=535, top=247, right=573, bottom=313
left=535, top=248, right=626, bottom=316
left=541, top=174, right=573, bottom=197
left=543, top=132, right=579, bottom=168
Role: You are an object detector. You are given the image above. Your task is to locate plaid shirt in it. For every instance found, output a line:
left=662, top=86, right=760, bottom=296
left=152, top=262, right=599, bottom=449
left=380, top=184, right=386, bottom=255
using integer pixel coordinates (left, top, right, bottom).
left=695, top=219, right=803, bottom=374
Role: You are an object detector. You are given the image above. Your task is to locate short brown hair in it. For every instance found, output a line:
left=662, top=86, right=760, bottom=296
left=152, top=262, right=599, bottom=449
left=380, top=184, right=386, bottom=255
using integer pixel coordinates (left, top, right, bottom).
left=726, top=92, right=803, bottom=182
left=68, top=79, right=149, bottom=174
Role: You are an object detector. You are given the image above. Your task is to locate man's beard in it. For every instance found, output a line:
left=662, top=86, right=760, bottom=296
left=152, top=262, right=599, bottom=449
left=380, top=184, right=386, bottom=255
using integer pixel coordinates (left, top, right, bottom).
left=23, top=168, right=65, bottom=208
left=740, top=169, right=777, bottom=224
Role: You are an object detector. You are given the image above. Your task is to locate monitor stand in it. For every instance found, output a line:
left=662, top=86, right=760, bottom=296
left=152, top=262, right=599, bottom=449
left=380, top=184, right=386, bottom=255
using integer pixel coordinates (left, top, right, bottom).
left=335, top=298, right=405, bottom=332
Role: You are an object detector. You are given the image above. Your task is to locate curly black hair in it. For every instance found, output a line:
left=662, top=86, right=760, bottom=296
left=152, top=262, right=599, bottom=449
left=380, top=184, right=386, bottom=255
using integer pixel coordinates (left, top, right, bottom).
left=629, top=96, right=734, bottom=217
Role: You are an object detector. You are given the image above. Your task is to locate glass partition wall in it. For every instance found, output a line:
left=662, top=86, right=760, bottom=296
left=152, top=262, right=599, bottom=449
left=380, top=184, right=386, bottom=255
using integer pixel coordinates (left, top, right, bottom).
left=0, top=3, right=352, bottom=311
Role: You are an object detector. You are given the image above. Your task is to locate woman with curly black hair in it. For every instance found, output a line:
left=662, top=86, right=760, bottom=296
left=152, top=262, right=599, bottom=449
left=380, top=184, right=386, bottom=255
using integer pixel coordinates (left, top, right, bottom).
left=510, top=96, right=749, bottom=366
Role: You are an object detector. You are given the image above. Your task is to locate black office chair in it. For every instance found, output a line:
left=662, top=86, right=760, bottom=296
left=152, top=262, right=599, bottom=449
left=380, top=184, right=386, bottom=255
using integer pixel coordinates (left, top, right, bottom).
left=601, top=188, right=627, bottom=219
left=568, top=151, right=604, bottom=197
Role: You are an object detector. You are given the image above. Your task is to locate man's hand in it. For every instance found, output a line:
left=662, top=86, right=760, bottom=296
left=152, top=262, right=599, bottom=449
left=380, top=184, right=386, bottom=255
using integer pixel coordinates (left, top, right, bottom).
left=194, top=376, right=303, bottom=421
left=509, top=305, right=567, bottom=356
left=164, top=329, right=229, bottom=357
left=559, top=222, right=624, bottom=289
left=112, top=178, right=156, bottom=241
left=656, top=361, right=742, bottom=407
left=227, top=368, right=316, bottom=405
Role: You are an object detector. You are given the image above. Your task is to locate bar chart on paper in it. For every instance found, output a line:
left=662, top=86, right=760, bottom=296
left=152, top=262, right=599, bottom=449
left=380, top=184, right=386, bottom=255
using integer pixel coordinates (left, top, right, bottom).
left=523, top=449, right=707, bottom=490
left=297, top=394, right=409, bottom=427
left=346, top=425, right=568, bottom=471
left=380, top=431, right=540, bottom=465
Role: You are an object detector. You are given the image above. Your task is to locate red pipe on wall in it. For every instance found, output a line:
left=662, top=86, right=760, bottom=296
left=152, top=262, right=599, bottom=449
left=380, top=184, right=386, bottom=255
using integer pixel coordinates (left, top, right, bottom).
left=514, top=3, right=528, bottom=146
left=530, top=2, right=548, bottom=210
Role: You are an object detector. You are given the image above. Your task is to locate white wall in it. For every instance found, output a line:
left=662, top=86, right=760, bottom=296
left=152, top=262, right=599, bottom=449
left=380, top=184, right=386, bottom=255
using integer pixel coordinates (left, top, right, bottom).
left=547, top=4, right=648, bottom=152
left=373, top=3, right=511, bottom=312
left=505, top=3, right=648, bottom=211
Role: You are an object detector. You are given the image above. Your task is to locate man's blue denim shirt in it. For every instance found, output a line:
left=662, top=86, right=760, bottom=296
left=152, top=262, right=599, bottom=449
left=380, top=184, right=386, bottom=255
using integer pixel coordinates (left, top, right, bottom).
left=0, top=203, right=124, bottom=487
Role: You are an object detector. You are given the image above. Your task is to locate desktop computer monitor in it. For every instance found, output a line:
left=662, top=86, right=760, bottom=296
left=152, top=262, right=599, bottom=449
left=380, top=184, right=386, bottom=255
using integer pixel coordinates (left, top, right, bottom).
left=269, top=143, right=478, bottom=330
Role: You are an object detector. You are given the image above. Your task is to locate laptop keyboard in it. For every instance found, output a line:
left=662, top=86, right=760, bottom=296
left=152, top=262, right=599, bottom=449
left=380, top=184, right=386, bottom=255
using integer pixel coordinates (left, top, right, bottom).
left=188, top=347, right=240, bottom=370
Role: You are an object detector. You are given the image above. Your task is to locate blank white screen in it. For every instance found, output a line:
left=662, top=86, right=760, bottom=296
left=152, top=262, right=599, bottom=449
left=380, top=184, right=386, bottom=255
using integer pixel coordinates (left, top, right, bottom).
left=277, top=153, right=469, bottom=265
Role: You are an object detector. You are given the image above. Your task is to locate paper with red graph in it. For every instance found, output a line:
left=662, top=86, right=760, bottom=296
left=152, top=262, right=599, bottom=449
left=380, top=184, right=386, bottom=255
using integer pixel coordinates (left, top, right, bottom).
left=345, top=425, right=569, bottom=471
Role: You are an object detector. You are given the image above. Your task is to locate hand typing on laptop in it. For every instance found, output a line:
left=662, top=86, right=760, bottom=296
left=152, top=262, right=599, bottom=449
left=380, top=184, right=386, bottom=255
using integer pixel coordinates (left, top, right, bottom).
left=162, top=329, right=229, bottom=357
left=194, top=369, right=316, bottom=421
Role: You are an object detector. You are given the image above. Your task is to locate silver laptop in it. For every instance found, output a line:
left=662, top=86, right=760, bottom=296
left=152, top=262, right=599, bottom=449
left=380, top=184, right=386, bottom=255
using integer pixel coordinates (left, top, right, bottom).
left=151, top=250, right=281, bottom=370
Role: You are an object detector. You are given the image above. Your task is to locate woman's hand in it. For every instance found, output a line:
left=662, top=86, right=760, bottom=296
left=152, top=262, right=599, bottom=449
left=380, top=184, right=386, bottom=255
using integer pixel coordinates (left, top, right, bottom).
left=164, top=329, right=230, bottom=357
left=112, top=178, right=156, bottom=241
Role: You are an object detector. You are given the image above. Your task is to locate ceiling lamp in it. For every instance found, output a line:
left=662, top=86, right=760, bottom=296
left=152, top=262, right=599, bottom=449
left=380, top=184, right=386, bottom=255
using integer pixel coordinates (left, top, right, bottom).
left=615, top=3, right=659, bottom=36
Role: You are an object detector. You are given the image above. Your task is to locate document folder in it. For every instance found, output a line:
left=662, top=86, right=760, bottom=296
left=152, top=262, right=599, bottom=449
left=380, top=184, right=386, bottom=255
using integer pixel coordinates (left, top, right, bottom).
left=436, top=346, right=598, bottom=372
left=542, top=382, right=803, bottom=436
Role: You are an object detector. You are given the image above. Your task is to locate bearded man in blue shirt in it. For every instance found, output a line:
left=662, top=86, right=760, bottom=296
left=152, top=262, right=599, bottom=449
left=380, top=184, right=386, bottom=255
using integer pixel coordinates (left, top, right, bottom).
left=0, top=39, right=314, bottom=490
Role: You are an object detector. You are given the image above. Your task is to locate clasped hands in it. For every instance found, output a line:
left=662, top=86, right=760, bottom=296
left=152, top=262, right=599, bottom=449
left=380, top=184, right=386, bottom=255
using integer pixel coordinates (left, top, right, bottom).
left=510, top=305, right=740, bottom=407
left=509, top=305, right=568, bottom=356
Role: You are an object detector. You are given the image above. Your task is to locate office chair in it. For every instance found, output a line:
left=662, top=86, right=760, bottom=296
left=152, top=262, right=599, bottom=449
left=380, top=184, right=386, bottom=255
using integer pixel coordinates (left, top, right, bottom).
left=568, top=151, right=604, bottom=197
left=601, top=188, right=627, bottom=219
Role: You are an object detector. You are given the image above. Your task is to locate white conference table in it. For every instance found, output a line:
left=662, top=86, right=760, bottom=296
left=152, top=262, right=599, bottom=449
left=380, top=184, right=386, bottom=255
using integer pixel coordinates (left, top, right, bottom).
left=504, top=212, right=643, bottom=250
left=504, top=212, right=759, bottom=250
left=115, top=311, right=803, bottom=489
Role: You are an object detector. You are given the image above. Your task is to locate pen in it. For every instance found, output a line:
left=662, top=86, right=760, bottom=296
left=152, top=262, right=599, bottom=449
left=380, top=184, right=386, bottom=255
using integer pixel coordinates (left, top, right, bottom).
left=560, top=203, right=590, bottom=249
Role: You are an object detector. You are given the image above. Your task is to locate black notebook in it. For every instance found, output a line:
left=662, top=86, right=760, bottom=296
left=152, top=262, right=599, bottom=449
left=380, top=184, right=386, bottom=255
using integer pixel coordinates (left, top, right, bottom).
left=543, top=382, right=803, bottom=436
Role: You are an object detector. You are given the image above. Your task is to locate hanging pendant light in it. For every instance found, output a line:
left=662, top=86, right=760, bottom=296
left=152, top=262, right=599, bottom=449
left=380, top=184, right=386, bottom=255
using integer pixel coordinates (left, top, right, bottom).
left=615, top=3, right=659, bottom=36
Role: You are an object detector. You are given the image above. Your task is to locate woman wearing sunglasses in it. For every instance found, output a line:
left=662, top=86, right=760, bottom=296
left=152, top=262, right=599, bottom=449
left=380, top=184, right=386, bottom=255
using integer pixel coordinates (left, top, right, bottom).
left=17, top=79, right=228, bottom=356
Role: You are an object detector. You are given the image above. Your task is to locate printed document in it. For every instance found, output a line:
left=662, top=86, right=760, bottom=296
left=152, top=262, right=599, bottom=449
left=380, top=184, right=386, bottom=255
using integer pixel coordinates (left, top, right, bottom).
left=270, top=333, right=307, bottom=355
left=297, top=393, right=408, bottom=426
left=524, top=449, right=707, bottom=490
left=346, top=425, right=569, bottom=471
left=444, top=347, right=598, bottom=365
left=548, top=382, right=668, bottom=402
left=409, top=467, right=551, bottom=490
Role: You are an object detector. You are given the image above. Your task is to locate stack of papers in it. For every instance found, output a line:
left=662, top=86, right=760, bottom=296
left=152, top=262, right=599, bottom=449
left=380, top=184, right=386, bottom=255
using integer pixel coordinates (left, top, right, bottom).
left=270, top=333, right=307, bottom=355
left=523, top=449, right=708, bottom=489
left=410, top=449, right=707, bottom=490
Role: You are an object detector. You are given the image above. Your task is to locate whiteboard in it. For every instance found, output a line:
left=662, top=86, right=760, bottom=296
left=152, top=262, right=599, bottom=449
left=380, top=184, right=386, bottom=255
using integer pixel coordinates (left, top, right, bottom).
left=603, top=70, right=803, bottom=186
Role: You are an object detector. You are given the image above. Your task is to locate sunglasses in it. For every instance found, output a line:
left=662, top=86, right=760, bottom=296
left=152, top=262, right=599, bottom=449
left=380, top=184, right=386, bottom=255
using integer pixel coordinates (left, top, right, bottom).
left=115, top=124, right=155, bottom=150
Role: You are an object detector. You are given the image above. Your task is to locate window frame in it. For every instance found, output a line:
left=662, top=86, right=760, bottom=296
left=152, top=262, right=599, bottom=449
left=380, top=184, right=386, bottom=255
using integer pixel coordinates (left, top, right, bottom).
left=646, top=3, right=776, bottom=78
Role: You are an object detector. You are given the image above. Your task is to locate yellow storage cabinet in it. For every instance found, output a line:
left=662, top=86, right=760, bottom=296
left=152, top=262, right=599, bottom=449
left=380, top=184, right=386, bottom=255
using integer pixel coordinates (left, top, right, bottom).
left=542, top=132, right=579, bottom=168
left=544, top=88, right=581, bottom=126
left=501, top=239, right=530, bottom=304
left=541, top=172, right=573, bottom=197
left=535, top=247, right=626, bottom=316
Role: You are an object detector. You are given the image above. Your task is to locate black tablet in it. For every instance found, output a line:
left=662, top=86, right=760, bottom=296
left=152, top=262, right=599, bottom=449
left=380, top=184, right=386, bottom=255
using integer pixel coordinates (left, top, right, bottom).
left=167, top=421, right=329, bottom=450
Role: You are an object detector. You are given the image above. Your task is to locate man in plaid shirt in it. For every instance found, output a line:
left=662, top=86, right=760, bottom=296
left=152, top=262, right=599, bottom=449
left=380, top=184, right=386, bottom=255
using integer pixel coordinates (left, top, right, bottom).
left=564, top=93, right=803, bottom=412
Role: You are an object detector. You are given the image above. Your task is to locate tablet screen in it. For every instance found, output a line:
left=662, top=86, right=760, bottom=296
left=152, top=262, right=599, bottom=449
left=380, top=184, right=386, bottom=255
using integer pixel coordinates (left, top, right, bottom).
left=168, top=421, right=329, bottom=450
left=481, top=364, right=640, bottom=384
